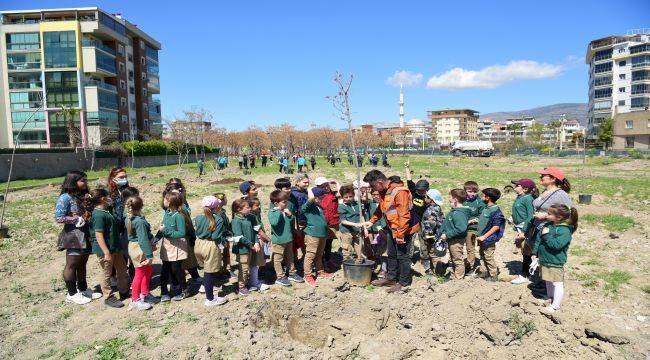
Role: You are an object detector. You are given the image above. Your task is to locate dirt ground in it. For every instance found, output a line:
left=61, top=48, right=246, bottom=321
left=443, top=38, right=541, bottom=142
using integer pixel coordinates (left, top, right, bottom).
left=0, top=155, right=648, bottom=359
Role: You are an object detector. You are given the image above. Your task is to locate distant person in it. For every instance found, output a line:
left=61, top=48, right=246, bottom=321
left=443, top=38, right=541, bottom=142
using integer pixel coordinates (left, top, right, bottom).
left=310, top=156, right=317, bottom=170
left=348, top=153, right=353, bottom=165
left=382, top=152, right=389, bottom=167
left=297, top=155, right=306, bottom=172
left=242, top=154, right=249, bottom=169
left=249, top=154, right=256, bottom=168
left=261, top=154, right=268, bottom=167
left=238, top=154, right=244, bottom=169
left=197, top=158, right=204, bottom=175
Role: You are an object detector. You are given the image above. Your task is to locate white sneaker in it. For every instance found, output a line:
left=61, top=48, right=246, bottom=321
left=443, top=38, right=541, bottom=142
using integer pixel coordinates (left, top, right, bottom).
left=510, top=275, right=530, bottom=285
left=204, top=297, right=228, bottom=307
left=80, top=289, right=102, bottom=300
left=199, top=285, right=206, bottom=293
left=128, top=299, right=152, bottom=311
left=66, top=292, right=91, bottom=305
left=541, top=305, right=559, bottom=314
left=258, top=283, right=270, bottom=291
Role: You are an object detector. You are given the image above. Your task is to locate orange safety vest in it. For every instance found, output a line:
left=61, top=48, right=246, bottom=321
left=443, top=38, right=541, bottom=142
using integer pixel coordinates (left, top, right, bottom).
left=379, top=185, right=421, bottom=237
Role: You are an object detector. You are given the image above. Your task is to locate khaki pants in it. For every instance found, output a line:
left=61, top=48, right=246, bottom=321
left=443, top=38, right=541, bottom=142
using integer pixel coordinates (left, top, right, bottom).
left=465, top=231, right=477, bottom=269
left=479, top=244, right=498, bottom=277
left=304, top=235, right=326, bottom=275
left=448, top=238, right=466, bottom=280
left=236, top=253, right=250, bottom=288
left=340, top=232, right=362, bottom=260
left=194, top=239, right=223, bottom=273
left=98, top=251, right=129, bottom=296
left=271, top=242, right=296, bottom=277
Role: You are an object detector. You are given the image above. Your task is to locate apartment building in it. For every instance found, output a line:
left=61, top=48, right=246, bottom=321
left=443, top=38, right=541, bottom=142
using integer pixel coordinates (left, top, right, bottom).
left=427, top=109, right=479, bottom=146
left=0, top=7, right=162, bottom=148
left=586, top=30, right=650, bottom=149
left=477, top=118, right=493, bottom=141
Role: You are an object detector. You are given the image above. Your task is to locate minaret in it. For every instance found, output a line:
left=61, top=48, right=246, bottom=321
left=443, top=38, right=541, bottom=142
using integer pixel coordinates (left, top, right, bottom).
left=399, top=84, right=405, bottom=128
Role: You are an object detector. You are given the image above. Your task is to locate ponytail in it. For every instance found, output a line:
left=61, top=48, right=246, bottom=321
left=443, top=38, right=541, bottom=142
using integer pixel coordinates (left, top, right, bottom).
left=555, top=178, right=571, bottom=193
left=523, top=185, right=540, bottom=199
left=548, top=204, right=578, bottom=233
left=124, top=196, right=143, bottom=236
left=568, top=207, right=579, bottom=233
left=204, top=207, right=217, bottom=232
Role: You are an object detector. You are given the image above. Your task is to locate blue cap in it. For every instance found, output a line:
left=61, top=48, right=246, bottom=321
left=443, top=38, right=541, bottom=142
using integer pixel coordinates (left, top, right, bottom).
left=239, top=181, right=254, bottom=195
left=311, top=187, right=326, bottom=197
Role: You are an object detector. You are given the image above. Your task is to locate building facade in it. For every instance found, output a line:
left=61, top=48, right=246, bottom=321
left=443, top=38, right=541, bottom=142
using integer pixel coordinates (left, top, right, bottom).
left=586, top=30, right=650, bottom=148
left=427, top=109, right=479, bottom=146
left=0, top=7, right=162, bottom=148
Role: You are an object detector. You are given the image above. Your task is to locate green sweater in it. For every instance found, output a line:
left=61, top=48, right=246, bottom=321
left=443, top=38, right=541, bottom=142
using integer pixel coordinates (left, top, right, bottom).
left=301, top=200, right=328, bottom=238
left=463, top=197, right=486, bottom=232
left=268, top=208, right=294, bottom=244
left=127, top=215, right=154, bottom=259
left=161, top=210, right=187, bottom=239
left=218, top=210, right=232, bottom=237
left=231, top=214, right=255, bottom=254
left=194, top=213, right=225, bottom=243
left=338, top=201, right=361, bottom=234
left=365, top=201, right=386, bottom=232
left=91, top=208, right=121, bottom=256
left=440, top=206, right=472, bottom=241
left=511, top=194, right=534, bottom=231
left=532, top=223, right=573, bottom=268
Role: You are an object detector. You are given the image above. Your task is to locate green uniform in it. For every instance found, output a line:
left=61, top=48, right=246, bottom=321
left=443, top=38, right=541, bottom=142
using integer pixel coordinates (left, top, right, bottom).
left=194, top=213, right=225, bottom=243
left=338, top=201, right=361, bottom=234
left=127, top=215, right=154, bottom=259
left=161, top=210, right=187, bottom=238
left=91, top=208, right=121, bottom=256
left=365, top=201, right=386, bottom=232
left=511, top=194, right=534, bottom=231
left=532, top=223, right=573, bottom=268
left=440, top=207, right=472, bottom=241
left=268, top=208, right=294, bottom=244
left=463, top=197, right=486, bottom=232
left=269, top=198, right=295, bottom=213
left=477, top=204, right=500, bottom=234
left=301, top=200, right=328, bottom=238
left=231, top=214, right=255, bottom=254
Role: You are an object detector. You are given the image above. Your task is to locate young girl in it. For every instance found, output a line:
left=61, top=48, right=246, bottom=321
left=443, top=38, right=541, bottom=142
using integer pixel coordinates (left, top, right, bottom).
left=89, top=188, right=130, bottom=308
left=194, top=196, right=228, bottom=306
left=159, top=191, right=189, bottom=301
left=509, top=179, right=539, bottom=285
left=247, top=198, right=270, bottom=292
left=125, top=196, right=154, bottom=311
left=532, top=204, right=578, bottom=313
left=166, top=179, right=202, bottom=286
left=231, top=199, right=257, bottom=296
left=215, top=193, right=233, bottom=278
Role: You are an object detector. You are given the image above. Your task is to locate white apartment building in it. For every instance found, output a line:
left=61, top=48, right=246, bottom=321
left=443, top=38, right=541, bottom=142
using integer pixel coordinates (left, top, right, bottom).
left=427, top=109, right=479, bottom=146
left=477, top=118, right=493, bottom=140
left=504, top=116, right=535, bottom=138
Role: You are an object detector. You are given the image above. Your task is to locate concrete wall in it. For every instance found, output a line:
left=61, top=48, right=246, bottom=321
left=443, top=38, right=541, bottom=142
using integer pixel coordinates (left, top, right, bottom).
left=0, top=151, right=205, bottom=182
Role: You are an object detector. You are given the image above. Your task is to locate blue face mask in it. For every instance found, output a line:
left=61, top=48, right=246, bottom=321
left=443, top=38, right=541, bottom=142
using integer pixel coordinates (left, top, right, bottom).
left=115, top=178, right=128, bottom=187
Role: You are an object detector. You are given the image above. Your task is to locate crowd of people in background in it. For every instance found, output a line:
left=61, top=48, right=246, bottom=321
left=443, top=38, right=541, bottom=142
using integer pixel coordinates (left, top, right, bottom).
left=54, top=155, right=577, bottom=315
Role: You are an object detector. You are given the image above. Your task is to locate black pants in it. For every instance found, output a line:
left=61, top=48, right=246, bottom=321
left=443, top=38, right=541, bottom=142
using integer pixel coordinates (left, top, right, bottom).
left=160, top=260, right=186, bottom=295
left=385, top=232, right=412, bottom=286
left=522, top=254, right=532, bottom=277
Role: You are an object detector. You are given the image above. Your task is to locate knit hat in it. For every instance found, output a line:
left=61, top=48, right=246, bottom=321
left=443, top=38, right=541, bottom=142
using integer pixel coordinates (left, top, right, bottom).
left=415, top=179, right=430, bottom=191
left=537, top=167, right=565, bottom=181
left=314, top=177, right=329, bottom=186
left=201, top=195, right=221, bottom=209
left=511, top=178, right=536, bottom=189
left=311, top=187, right=326, bottom=197
left=239, top=181, right=255, bottom=194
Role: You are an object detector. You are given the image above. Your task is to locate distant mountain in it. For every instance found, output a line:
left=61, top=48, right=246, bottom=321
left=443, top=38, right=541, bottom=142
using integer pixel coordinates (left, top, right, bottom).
left=481, top=103, right=587, bottom=125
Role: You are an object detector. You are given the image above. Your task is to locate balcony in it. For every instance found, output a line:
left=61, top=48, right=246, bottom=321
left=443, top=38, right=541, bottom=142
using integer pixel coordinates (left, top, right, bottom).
left=84, top=80, right=117, bottom=93
left=86, top=111, right=119, bottom=128
left=146, top=74, right=160, bottom=93
left=81, top=38, right=116, bottom=57
left=82, top=47, right=117, bottom=76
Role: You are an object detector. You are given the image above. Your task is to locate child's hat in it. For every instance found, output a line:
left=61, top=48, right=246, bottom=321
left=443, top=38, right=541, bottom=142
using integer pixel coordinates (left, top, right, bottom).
left=202, top=195, right=221, bottom=209
left=415, top=179, right=430, bottom=191
left=511, top=178, right=536, bottom=189
left=426, top=189, right=443, bottom=205
left=314, top=177, right=329, bottom=186
left=537, top=167, right=565, bottom=181
left=311, top=187, right=326, bottom=197
left=239, top=181, right=255, bottom=194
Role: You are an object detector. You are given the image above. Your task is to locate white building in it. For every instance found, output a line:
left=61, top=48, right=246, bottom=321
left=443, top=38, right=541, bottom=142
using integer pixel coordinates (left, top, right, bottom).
left=504, top=116, right=535, bottom=138
left=478, top=118, right=493, bottom=140
left=427, top=109, right=479, bottom=146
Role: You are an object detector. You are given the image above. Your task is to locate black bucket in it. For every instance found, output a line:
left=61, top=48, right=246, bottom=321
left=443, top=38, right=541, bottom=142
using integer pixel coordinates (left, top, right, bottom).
left=578, top=194, right=592, bottom=205
left=342, top=259, right=375, bottom=286
left=0, top=225, right=8, bottom=240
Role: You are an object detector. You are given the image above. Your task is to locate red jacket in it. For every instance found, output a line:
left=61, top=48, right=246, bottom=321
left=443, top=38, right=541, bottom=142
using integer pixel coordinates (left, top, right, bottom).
left=321, top=192, right=340, bottom=227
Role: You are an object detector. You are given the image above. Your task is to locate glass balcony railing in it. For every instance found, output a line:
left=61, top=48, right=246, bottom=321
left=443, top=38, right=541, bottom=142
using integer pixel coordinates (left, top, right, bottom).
left=84, top=80, right=117, bottom=92
left=86, top=111, right=119, bottom=128
left=8, top=62, right=41, bottom=70
left=82, top=39, right=116, bottom=56
left=96, top=53, right=117, bottom=74
left=147, top=75, right=160, bottom=88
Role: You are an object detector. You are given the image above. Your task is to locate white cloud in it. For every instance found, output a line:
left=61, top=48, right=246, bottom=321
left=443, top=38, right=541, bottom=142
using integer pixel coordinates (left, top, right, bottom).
left=385, top=70, right=423, bottom=87
left=426, top=60, right=564, bottom=90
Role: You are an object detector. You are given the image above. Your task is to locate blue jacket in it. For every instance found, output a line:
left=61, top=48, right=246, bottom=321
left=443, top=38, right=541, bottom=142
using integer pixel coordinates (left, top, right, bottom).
left=479, top=207, right=505, bottom=247
left=290, top=186, right=308, bottom=225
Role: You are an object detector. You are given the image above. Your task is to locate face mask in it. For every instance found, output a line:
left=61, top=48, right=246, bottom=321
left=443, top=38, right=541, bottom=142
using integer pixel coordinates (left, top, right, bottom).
left=115, top=178, right=128, bottom=187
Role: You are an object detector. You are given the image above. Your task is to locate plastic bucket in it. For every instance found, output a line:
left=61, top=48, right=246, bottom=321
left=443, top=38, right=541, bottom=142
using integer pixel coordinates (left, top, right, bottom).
left=578, top=194, right=592, bottom=205
left=342, top=259, right=375, bottom=286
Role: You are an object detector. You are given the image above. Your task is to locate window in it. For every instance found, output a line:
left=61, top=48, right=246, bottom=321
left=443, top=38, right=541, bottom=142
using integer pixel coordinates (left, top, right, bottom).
left=619, top=74, right=626, bottom=79
left=145, top=45, right=159, bottom=62
left=96, top=51, right=116, bottom=74
left=8, top=72, right=42, bottom=89
left=130, top=101, right=136, bottom=110
left=630, top=44, right=650, bottom=54
left=6, top=32, right=40, bottom=50
left=9, top=91, right=43, bottom=110
left=593, top=100, right=611, bottom=110
left=632, top=55, right=650, bottom=68
left=632, top=70, right=650, bottom=81
left=619, top=60, right=626, bottom=66
left=140, top=41, right=145, bottom=50
left=13, top=130, right=47, bottom=145
left=7, top=52, right=41, bottom=70
left=141, top=56, right=145, bottom=65
left=128, top=70, right=134, bottom=81
left=48, top=111, right=80, bottom=146
left=129, top=86, right=135, bottom=95
left=619, top=87, right=626, bottom=93
left=120, top=97, right=127, bottom=108
left=594, top=49, right=612, bottom=61
left=118, top=44, right=124, bottom=56
left=119, top=62, right=125, bottom=72
left=625, top=136, right=634, bottom=148
left=593, top=75, right=611, bottom=86
left=45, top=71, right=79, bottom=107
left=142, top=88, right=147, bottom=97
left=141, top=72, right=146, bottom=80
left=98, top=91, right=118, bottom=110
left=121, top=115, right=128, bottom=124
left=625, top=120, right=633, bottom=129
left=594, top=88, right=612, bottom=98
left=43, top=31, right=77, bottom=68
left=619, top=100, right=625, bottom=106
left=631, top=97, right=650, bottom=108
left=120, top=80, right=126, bottom=90
left=99, top=12, right=126, bottom=36
left=127, top=53, right=133, bottom=62
left=632, top=84, right=650, bottom=95
left=594, top=62, right=612, bottom=73
left=11, top=111, right=46, bottom=129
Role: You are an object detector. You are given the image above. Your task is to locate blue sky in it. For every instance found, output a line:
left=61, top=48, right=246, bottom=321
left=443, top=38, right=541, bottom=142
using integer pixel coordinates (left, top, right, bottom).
left=4, top=0, right=650, bottom=130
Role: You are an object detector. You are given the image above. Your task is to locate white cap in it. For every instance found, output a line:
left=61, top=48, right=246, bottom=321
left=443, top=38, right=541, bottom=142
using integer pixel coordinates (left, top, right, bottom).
left=314, top=177, right=329, bottom=186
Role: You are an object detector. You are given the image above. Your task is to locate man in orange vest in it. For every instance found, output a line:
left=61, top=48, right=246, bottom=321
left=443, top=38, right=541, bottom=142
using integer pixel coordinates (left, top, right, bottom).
left=362, top=170, right=420, bottom=293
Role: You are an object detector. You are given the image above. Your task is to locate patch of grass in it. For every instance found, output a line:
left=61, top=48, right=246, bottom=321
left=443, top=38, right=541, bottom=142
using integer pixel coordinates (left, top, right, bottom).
left=95, top=337, right=128, bottom=360
left=507, top=313, right=536, bottom=340
left=60, top=342, right=94, bottom=360
left=574, top=273, right=599, bottom=289
left=137, top=332, right=150, bottom=347
left=569, top=246, right=590, bottom=257
left=37, top=348, right=57, bottom=359
left=642, top=286, right=650, bottom=297
left=365, top=285, right=375, bottom=292
left=581, top=258, right=603, bottom=267
left=599, top=270, right=632, bottom=295
left=582, top=214, right=635, bottom=232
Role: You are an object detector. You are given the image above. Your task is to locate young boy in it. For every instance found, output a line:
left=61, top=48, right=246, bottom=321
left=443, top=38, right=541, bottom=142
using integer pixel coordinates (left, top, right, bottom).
left=419, top=189, right=445, bottom=276
left=475, top=188, right=505, bottom=282
left=239, top=180, right=258, bottom=200
left=439, top=189, right=472, bottom=280
left=301, top=187, right=335, bottom=286
left=463, top=181, right=485, bottom=273
left=268, top=190, right=304, bottom=286
left=338, top=185, right=365, bottom=263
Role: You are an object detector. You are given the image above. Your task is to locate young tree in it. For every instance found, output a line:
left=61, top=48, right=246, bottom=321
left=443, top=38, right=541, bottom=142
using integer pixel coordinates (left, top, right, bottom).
left=60, top=105, right=81, bottom=148
left=597, top=118, right=613, bottom=150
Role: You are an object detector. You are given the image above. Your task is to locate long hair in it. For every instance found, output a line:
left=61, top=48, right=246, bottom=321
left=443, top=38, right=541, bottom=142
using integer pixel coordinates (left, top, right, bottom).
left=548, top=204, right=578, bottom=233
left=125, top=196, right=143, bottom=235
left=61, top=170, right=88, bottom=197
left=83, top=187, right=109, bottom=220
left=107, top=167, right=126, bottom=199
left=555, top=178, right=571, bottom=193
left=522, top=185, right=540, bottom=199
left=166, top=178, right=185, bottom=194
left=166, top=192, right=184, bottom=212
left=203, top=207, right=217, bottom=232
left=231, top=198, right=248, bottom=215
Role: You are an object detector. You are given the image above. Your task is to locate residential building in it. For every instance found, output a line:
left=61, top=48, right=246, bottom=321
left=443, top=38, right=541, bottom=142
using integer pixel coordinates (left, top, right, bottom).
left=504, top=116, right=535, bottom=138
left=490, top=122, right=508, bottom=143
left=0, top=7, right=161, bottom=148
left=585, top=29, right=650, bottom=148
left=427, top=109, right=479, bottom=146
left=477, top=118, right=494, bottom=141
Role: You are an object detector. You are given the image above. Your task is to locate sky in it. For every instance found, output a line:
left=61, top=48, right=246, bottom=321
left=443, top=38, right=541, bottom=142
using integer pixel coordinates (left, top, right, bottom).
left=3, top=0, right=650, bottom=130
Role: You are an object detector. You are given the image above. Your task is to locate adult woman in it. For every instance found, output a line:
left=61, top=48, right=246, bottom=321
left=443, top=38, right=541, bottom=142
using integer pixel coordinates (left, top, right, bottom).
left=55, top=171, right=100, bottom=304
left=107, top=167, right=132, bottom=277
left=520, top=167, right=572, bottom=281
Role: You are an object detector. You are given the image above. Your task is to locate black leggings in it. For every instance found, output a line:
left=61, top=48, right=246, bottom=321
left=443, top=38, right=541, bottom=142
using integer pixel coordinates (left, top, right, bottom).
left=160, top=260, right=186, bottom=295
left=64, top=254, right=89, bottom=296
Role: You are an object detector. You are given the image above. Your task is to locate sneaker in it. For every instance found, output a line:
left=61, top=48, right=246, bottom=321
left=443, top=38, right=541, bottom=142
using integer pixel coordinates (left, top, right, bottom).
left=535, top=298, right=552, bottom=307
left=258, top=283, right=270, bottom=291
left=238, top=287, right=250, bottom=296
left=142, top=294, right=159, bottom=304
left=104, top=295, right=124, bottom=308
left=199, top=285, right=206, bottom=294
left=288, top=274, right=304, bottom=283
left=386, top=283, right=405, bottom=294
left=317, top=270, right=335, bottom=279
left=541, top=305, right=559, bottom=314
left=160, top=294, right=171, bottom=302
left=172, top=290, right=188, bottom=301
left=304, top=275, right=317, bottom=287
left=275, top=277, right=291, bottom=287
left=80, top=289, right=102, bottom=300
left=128, top=299, right=152, bottom=311
left=65, top=292, right=91, bottom=305
left=510, top=275, right=530, bottom=285
left=371, top=278, right=396, bottom=287
left=249, top=285, right=259, bottom=292
left=204, top=297, right=228, bottom=307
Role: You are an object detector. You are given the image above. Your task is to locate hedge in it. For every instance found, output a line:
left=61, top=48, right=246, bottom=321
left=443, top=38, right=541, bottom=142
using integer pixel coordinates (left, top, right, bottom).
left=117, top=140, right=219, bottom=156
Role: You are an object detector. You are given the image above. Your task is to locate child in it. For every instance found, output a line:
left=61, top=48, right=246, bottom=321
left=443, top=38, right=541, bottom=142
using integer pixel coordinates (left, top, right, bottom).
left=475, top=188, right=505, bottom=282
left=272, top=178, right=296, bottom=212
left=193, top=196, right=228, bottom=306
left=301, top=187, right=335, bottom=286
left=166, top=180, right=202, bottom=286
left=463, top=181, right=485, bottom=273
left=532, top=204, right=578, bottom=313
left=247, top=198, right=270, bottom=292
left=125, top=196, right=154, bottom=311
left=338, top=185, right=365, bottom=263
left=215, top=192, right=233, bottom=278
left=197, top=158, right=204, bottom=176
left=366, top=189, right=387, bottom=277
left=509, top=179, right=538, bottom=285
left=231, top=199, right=257, bottom=296
left=239, top=180, right=258, bottom=200
left=89, top=188, right=130, bottom=308
left=268, top=190, right=304, bottom=286
left=419, top=189, right=445, bottom=276
left=159, top=191, right=189, bottom=302
left=439, top=189, right=472, bottom=280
